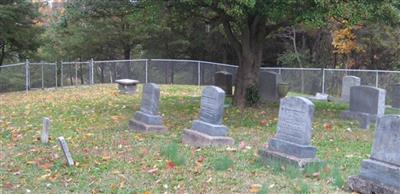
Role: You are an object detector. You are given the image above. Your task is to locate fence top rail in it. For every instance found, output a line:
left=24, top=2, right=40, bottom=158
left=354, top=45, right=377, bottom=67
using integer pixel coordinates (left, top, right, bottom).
left=150, top=59, right=239, bottom=68
left=323, top=68, right=400, bottom=73
left=62, top=61, right=90, bottom=65
left=30, top=62, right=56, bottom=65
left=0, top=63, right=25, bottom=67
left=261, top=67, right=322, bottom=71
left=94, top=59, right=147, bottom=63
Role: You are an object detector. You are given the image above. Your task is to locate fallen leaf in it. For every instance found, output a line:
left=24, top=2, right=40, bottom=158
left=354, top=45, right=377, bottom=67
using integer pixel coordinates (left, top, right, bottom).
left=250, top=184, right=262, bottom=193
left=166, top=160, right=176, bottom=169
left=239, top=141, right=247, bottom=150
left=324, top=122, right=333, bottom=131
left=147, top=168, right=158, bottom=174
left=260, top=119, right=268, bottom=126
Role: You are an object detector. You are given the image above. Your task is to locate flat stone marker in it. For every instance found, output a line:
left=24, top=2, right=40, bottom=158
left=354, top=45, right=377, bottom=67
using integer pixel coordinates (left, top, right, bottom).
left=57, top=137, right=74, bottom=166
left=115, top=79, right=139, bottom=95
left=308, top=92, right=329, bottom=102
left=41, top=117, right=51, bottom=144
left=348, top=115, right=400, bottom=193
left=259, top=96, right=321, bottom=168
left=341, top=86, right=386, bottom=123
left=341, top=76, right=361, bottom=102
left=214, top=71, right=233, bottom=96
left=182, top=86, right=234, bottom=147
left=392, top=83, right=400, bottom=108
left=259, top=71, right=282, bottom=102
left=129, top=83, right=167, bottom=133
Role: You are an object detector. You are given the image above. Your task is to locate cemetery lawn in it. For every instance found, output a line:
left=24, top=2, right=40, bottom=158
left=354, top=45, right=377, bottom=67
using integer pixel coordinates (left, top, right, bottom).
left=1, top=85, right=399, bottom=194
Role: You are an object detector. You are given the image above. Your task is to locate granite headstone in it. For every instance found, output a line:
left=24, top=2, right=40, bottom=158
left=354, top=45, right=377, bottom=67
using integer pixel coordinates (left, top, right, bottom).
left=57, top=136, right=74, bottom=167
left=392, top=83, right=400, bottom=108
left=341, top=85, right=386, bottom=123
left=129, top=83, right=167, bottom=133
left=214, top=71, right=233, bottom=96
left=341, top=76, right=361, bottom=102
left=259, top=96, right=321, bottom=168
left=259, top=71, right=282, bottom=102
left=41, top=117, right=51, bottom=144
left=182, top=86, right=234, bottom=147
left=348, top=115, right=400, bottom=193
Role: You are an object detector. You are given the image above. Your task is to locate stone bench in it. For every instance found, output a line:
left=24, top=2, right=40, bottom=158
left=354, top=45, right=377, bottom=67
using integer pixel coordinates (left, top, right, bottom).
left=115, top=79, right=139, bottom=95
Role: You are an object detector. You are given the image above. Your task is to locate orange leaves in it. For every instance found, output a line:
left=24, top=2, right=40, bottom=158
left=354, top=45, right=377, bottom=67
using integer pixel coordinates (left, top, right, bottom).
left=324, top=122, right=333, bottom=132
left=332, top=27, right=364, bottom=56
left=249, top=184, right=262, bottom=193
left=166, top=160, right=176, bottom=169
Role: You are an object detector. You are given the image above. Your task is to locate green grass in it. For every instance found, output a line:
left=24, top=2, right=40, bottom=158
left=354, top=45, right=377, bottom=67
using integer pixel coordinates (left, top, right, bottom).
left=1, top=84, right=397, bottom=193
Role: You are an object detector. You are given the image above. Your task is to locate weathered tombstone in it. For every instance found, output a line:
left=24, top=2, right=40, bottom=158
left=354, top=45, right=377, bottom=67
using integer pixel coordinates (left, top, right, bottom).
left=348, top=115, right=400, bottom=193
left=57, top=137, right=74, bottom=166
left=129, top=83, right=167, bottom=133
left=41, top=117, right=51, bottom=144
left=115, top=79, right=139, bottom=95
left=392, top=83, right=400, bottom=108
left=341, top=76, right=361, bottom=102
left=341, top=86, right=386, bottom=123
left=182, top=86, right=234, bottom=147
left=214, top=71, right=233, bottom=96
left=259, top=97, right=321, bottom=168
left=259, top=71, right=282, bottom=102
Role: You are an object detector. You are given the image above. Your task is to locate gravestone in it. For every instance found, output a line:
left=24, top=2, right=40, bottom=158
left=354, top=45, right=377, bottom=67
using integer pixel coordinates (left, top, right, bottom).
left=341, top=86, right=386, bottom=124
left=308, top=92, right=329, bottom=102
left=57, top=137, right=74, bottom=166
left=214, top=71, right=233, bottom=96
left=392, top=83, right=400, bottom=108
left=341, top=76, right=361, bottom=102
left=259, top=97, right=321, bottom=168
left=115, top=79, right=139, bottom=95
left=41, top=117, right=51, bottom=144
left=348, top=115, right=400, bottom=193
left=182, top=86, right=234, bottom=147
left=129, top=83, right=167, bottom=133
left=259, top=71, right=282, bottom=102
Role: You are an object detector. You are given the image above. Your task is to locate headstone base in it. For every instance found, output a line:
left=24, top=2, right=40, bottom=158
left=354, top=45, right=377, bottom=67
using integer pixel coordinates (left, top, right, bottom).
left=347, top=176, right=400, bottom=194
left=358, top=159, right=400, bottom=189
left=118, top=85, right=137, bottom=95
left=129, top=119, right=167, bottom=133
left=258, top=148, right=321, bottom=169
left=191, top=120, right=229, bottom=136
left=182, top=129, right=234, bottom=147
left=341, top=110, right=378, bottom=123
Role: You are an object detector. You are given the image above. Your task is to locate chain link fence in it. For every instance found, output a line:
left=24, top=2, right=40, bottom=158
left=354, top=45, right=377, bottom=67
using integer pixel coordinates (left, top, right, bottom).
left=1, top=59, right=399, bottom=104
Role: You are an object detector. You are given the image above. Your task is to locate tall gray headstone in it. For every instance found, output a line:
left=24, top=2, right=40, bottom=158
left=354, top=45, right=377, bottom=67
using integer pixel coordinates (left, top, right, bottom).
left=259, top=97, right=321, bottom=168
left=182, top=86, right=234, bottom=147
left=342, top=86, right=386, bottom=124
left=129, top=83, right=167, bottom=133
left=392, top=83, right=400, bottom=108
left=348, top=115, right=400, bottom=193
left=341, top=76, right=361, bottom=102
left=57, top=137, right=74, bottom=167
left=259, top=71, right=282, bottom=102
left=214, top=71, right=233, bottom=96
left=41, top=117, right=51, bottom=144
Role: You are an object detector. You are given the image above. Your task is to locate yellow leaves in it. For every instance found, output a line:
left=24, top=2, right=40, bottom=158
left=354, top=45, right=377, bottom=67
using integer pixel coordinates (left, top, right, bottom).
left=249, top=184, right=262, bottom=193
left=332, top=27, right=363, bottom=55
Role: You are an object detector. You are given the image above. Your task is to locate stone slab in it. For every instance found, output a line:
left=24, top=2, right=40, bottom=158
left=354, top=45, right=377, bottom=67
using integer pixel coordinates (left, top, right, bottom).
left=349, top=86, right=386, bottom=117
left=198, top=86, right=226, bottom=125
left=191, top=120, right=229, bottom=136
left=341, top=110, right=378, bottom=123
left=182, top=129, right=234, bottom=147
left=134, top=111, right=163, bottom=126
left=348, top=176, right=400, bottom=194
left=129, top=119, right=167, bottom=133
left=357, top=112, right=371, bottom=130
left=41, top=117, right=51, bottom=144
left=267, top=138, right=317, bottom=159
left=115, top=79, right=139, bottom=85
left=258, top=148, right=321, bottom=169
left=358, top=159, right=400, bottom=190
left=140, top=83, right=160, bottom=115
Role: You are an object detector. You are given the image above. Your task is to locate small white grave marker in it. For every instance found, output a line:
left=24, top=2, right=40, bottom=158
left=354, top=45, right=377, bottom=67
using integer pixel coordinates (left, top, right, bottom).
left=41, top=117, right=51, bottom=144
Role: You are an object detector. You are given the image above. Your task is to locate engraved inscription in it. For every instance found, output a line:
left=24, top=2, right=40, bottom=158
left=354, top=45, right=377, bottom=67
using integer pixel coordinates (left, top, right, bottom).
left=198, top=86, right=225, bottom=124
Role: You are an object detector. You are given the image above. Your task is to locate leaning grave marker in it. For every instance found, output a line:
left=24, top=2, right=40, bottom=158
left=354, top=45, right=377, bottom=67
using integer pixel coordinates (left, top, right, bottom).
left=347, top=115, right=400, bottom=194
left=129, top=83, right=167, bottom=133
left=259, top=96, right=321, bottom=168
left=182, top=86, right=234, bottom=147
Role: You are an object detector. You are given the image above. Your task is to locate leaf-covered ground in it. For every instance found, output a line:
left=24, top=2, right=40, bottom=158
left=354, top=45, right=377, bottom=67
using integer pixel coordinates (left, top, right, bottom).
left=1, top=85, right=399, bottom=193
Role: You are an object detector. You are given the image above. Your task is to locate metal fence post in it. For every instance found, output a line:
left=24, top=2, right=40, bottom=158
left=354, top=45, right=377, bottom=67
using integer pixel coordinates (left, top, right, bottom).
left=41, top=63, right=44, bottom=89
left=375, top=71, right=379, bottom=87
left=145, top=59, right=148, bottom=83
left=322, top=68, right=325, bottom=94
left=60, top=61, right=64, bottom=87
left=197, top=61, right=201, bottom=86
left=25, top=59, right=29, bottom=92
left=90, top=58, right=94, bottom=85
left=55, top=62, right=58, bottom=89
left=75, top=63, right=78, bottom=86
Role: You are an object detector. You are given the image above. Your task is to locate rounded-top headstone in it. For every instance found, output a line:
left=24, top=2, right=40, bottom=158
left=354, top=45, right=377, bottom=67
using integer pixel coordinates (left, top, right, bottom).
left=276, top=96, right=315, bottom=145
left=199, top=86, right=226, bottom=125
left=341, top=76, right=361, bottom=102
